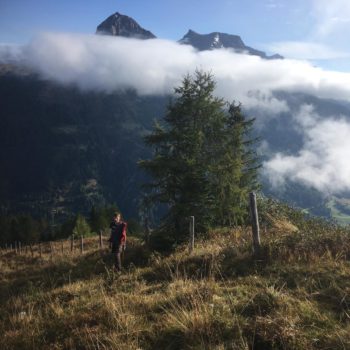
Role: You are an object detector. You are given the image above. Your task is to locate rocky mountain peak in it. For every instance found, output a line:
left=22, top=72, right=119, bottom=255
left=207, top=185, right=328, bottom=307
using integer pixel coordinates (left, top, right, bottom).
left=179, top=30, right=245, bottom=50
left=96, top=12, right=156, bottom=39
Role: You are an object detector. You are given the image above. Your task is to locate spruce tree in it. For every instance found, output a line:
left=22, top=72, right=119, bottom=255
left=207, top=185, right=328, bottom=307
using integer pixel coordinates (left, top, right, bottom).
left=72, top=214, right=91, bottom=238
left=140, top=71, right=260, bottom=240
left=211, top=102, right=260, bottom=226
left=140, top=71, right=224, bottom=235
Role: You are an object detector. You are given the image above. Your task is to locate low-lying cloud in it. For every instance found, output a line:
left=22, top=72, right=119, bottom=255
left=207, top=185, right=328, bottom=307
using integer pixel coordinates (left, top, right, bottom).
left=264, top=105, right=350, bottom=194
left=2, top=32, right=350, bottom=112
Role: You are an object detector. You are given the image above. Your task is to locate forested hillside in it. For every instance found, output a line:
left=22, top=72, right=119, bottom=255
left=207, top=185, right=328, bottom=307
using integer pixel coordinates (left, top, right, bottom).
left=0, top=69, right=167, bottom=220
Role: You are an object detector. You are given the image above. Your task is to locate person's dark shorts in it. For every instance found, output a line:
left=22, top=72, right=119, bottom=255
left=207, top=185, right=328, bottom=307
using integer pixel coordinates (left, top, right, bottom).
left=111, top=243, right=124, bottom=253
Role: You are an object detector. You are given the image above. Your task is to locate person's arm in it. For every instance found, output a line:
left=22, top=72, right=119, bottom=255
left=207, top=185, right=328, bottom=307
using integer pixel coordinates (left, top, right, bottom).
left=121, top=222, right=127, bottom=243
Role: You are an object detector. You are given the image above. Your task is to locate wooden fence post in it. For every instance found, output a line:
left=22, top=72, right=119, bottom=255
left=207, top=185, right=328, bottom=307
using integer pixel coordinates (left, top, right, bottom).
left=80, top=235, right=84, bottom=254
left=99, top=230, right=103, bottom=249
left=30, top=243, right=34, bottom=258
left=39, top=243, right=42, bottom=258
left=189, top=216, right=195, bottom=253
left=14, top=241, right=18, bottom=254
left=144, top=217, right=151, bottom=246
left=71, top=234, right=74, bottom=253
left=50, top=242, right=54, bottom=257
left=61, top=241, right=64, bottom=255
left=249, top=192, right=261, bottom=255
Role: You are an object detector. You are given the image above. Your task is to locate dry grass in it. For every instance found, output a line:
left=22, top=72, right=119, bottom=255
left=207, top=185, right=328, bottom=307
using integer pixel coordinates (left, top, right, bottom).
left=1, top=219, right=350, bottom=349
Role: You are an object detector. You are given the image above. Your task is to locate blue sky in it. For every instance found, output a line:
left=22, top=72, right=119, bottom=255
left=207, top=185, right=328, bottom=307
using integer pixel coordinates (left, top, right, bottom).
left=1, top=0, right=350, bottom=71
left=0, top=1, right=317, bottom=46
left=0, top=0, right=309, bottom=46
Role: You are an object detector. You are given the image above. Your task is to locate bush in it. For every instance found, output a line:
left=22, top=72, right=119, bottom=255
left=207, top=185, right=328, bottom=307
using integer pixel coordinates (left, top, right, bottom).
left=72, top=214, right=91, bottom=238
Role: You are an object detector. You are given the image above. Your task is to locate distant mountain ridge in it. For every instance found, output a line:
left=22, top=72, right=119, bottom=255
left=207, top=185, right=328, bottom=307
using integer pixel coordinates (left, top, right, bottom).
left=178, top=29, right=283, bottom=59
left=96, top=12, right=282, bottom=59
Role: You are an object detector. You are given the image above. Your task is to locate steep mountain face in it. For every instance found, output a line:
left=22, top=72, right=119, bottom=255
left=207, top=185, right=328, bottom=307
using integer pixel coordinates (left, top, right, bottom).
left=96, top=12, right=156, bottom=39
left=178, top=29, right=283, bottom=59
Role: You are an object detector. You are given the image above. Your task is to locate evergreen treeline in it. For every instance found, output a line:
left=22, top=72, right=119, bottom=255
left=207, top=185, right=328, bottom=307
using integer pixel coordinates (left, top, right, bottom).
left=0, top=205, right=123, bottom=245
left=0, top=214, right=48, bottom=245
left=140, top=71, right=260, bottom=241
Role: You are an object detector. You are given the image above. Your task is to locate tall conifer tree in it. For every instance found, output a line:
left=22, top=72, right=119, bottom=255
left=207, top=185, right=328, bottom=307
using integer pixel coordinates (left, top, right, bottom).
left=211, top=102, right=260, bottom=226
left=140, top=71, right=259, bottom=239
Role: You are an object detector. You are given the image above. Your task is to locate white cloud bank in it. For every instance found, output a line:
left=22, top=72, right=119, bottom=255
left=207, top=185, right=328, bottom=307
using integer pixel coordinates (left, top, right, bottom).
left=2, top=32, right=350, bottom=194
left=2, top=32, right=350, bottom=111
left=264, top=105, right=350, bottom=194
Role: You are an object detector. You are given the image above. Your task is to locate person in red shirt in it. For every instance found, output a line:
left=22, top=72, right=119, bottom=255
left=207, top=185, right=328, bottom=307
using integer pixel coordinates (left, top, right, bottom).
left=109, top=212, right=127, bottom=272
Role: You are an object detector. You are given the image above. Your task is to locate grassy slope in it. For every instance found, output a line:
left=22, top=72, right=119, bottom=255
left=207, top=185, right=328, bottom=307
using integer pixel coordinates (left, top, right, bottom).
left=1, top=217, right=350, bottom=349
